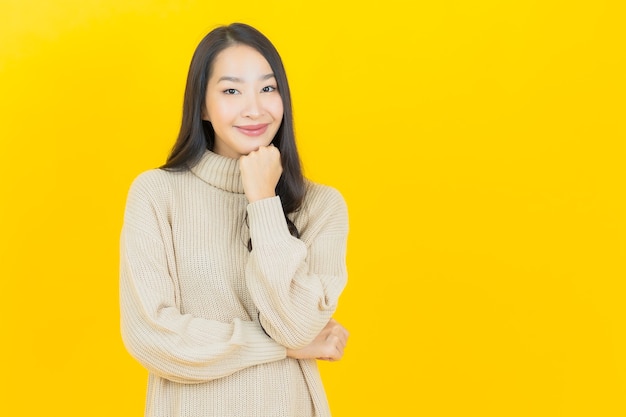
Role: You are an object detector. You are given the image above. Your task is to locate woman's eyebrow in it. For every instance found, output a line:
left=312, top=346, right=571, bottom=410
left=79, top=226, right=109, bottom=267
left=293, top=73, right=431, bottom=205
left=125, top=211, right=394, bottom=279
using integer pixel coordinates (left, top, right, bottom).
left=217, top=73, right=275, bottom=83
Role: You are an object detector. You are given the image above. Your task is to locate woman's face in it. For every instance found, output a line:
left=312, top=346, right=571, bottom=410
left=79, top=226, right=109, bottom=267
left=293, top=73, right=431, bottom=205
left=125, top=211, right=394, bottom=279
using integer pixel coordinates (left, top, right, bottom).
left=203, top=44, right=284, bottom=159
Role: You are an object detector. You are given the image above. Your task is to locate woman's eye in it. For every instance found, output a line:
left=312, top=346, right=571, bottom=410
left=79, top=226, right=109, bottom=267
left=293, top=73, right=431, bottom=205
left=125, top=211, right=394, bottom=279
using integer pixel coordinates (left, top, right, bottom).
left=223, top=88, right=239, bottom=95
left=262, top=86, right=277, bottom=93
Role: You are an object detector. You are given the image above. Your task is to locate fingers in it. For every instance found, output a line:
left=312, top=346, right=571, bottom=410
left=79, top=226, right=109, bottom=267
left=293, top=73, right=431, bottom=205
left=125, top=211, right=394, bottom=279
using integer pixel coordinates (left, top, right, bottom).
left=239, top=145, right=282, bottom=203
left=320, top=319, right=349, bottom=361
left=286, top=318, right=350, bottom=361
left=241, top=143, right=279, bottom=158
left=325, top=319, right=349, bottom=345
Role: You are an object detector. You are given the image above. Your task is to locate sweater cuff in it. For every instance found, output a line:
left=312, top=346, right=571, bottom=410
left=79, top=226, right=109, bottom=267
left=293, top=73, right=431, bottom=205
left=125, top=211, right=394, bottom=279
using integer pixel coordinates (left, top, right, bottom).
left=235, top=319, right=287, bottom=362
left=246, top=196, right=291, bottom=246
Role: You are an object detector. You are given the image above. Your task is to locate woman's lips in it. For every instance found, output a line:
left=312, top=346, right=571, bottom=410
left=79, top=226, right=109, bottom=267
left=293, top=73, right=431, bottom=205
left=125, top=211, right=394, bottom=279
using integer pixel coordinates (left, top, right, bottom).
left=236, top=124, right=269, bottom=137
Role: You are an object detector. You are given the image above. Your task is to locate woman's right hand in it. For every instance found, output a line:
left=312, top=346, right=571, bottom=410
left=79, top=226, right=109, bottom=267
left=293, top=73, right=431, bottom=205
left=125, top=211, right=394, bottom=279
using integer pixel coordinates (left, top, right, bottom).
left=286, top=318, right=349, bottom=361
left=239, top=145, right=283, bottom=203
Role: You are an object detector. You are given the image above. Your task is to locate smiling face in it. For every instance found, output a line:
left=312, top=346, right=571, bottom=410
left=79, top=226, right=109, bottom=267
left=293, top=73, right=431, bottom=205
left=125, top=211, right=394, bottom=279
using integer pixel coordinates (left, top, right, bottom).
left=202, top=44, right=284, bottom=159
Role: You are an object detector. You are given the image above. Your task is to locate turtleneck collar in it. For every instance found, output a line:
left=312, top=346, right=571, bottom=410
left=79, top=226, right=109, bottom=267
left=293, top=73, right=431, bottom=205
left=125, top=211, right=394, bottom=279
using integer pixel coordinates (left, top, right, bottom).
left=189, top=150, right=245, bottom=194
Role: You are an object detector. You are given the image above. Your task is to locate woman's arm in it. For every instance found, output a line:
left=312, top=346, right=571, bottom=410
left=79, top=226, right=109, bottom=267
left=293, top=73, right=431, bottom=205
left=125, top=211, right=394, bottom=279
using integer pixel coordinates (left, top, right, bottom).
left=244, top=188, right=349, bottom=349
left=239, top=146, right=349, bottom=350
left=120, top=172, right=286, bottom=384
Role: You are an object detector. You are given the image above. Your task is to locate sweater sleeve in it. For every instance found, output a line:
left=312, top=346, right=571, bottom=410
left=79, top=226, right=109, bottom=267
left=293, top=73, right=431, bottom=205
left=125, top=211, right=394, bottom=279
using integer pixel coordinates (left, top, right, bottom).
left=244, top=186, right=349, bottom=349
left=119, top=172, right=286, bottom=384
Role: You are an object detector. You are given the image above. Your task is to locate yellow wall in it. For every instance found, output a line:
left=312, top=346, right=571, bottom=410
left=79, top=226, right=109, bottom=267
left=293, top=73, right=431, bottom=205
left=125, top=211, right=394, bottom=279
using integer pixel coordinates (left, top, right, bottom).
left=1, top=0, right=625, bottom=415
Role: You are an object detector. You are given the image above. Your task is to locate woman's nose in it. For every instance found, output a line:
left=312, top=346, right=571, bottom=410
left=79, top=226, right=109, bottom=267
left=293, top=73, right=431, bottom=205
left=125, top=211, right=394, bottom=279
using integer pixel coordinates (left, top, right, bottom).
left=241, top=93, right=262, bottom=118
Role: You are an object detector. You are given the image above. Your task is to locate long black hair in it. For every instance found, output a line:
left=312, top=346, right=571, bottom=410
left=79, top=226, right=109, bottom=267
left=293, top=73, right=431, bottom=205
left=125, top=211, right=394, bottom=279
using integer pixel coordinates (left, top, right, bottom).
left=162, top=23, right=305, bottom=247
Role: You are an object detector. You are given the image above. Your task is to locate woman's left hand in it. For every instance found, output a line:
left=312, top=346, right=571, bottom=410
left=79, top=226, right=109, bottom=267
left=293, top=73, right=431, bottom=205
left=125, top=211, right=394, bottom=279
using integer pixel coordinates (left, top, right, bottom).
left=239, top=145, right=283, bottom=203
left=286, top=318, right=349, bottom=361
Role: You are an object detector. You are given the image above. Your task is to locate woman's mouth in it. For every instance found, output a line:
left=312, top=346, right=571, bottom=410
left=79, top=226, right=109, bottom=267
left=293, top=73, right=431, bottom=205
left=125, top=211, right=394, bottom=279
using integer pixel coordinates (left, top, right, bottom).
left=236, top=124, right=269, bottom=137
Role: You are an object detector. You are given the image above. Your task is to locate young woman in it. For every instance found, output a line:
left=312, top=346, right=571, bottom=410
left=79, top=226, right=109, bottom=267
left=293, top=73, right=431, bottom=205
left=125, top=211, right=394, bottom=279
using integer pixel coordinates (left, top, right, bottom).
left=120, top=23, right=349, bottom=417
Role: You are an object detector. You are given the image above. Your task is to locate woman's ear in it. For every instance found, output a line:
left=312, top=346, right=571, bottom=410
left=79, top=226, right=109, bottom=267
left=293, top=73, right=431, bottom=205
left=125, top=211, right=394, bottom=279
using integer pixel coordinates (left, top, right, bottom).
left=201, top=107, right=210, bottom=121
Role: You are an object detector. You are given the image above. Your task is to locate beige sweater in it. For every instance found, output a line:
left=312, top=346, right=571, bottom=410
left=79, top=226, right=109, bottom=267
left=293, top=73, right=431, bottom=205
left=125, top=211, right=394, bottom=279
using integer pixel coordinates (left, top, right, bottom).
left=120, top=150, right=348, bottom=417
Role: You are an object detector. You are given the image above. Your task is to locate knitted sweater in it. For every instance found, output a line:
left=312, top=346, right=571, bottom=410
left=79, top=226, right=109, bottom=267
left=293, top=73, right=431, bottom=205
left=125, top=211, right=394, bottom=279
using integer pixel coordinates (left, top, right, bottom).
left=120, top=150, right=348, bottom=417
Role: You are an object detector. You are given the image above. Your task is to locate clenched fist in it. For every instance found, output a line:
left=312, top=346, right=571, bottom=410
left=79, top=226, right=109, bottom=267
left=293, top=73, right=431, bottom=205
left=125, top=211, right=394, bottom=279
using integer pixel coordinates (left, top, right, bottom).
left=239, top=145, right=283, bottom=203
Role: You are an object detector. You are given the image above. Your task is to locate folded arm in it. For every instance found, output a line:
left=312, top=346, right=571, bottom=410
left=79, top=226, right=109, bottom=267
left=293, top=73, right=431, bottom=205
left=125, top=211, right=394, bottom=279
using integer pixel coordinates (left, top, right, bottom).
left=120, top=173, right=286, bottom=384
left=244, top=189, right=348, bottom=349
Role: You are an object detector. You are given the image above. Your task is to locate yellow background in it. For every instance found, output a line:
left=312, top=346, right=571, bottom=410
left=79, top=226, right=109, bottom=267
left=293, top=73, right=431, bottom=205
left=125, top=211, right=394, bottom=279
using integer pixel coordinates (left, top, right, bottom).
left=1, top=0, right=625, bottom=415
